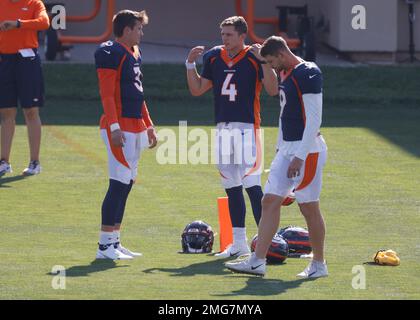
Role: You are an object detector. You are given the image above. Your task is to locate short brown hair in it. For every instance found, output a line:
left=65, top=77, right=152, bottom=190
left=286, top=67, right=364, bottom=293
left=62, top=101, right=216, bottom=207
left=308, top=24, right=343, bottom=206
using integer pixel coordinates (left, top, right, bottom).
left=220, top=16, right=248, bottom=35
left=260, top=36, right=289, bottom=57
left=113, top=10, right=148, bottom=37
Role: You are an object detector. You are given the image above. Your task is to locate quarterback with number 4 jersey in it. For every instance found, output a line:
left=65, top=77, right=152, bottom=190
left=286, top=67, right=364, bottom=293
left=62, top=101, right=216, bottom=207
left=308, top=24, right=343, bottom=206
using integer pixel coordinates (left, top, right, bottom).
left=186, top=16, right=278, bottom=259
left=201, top=45, right=264, bottom=126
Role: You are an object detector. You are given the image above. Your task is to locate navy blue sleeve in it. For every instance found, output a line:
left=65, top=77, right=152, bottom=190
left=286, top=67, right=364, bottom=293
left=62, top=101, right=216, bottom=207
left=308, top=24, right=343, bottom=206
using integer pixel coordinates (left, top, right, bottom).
left=94, top=43, right=122, bottom=70
left=294, top=64, right=323, bottom=94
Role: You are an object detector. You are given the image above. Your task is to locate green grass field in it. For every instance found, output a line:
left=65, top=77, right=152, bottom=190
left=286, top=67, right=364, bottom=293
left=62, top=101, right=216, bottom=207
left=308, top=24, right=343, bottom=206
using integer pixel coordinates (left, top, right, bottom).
left=1, top=64, right=419, bottom=300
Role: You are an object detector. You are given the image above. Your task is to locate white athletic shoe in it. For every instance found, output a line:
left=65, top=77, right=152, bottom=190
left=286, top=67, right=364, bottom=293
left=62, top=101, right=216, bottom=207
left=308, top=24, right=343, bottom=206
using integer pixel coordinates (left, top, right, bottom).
left=22, top=160, right=41, bottom=176
left=96, top=245, right=133, bottom=260
left=225, top=254, right=266, bottom=276
left=297, top=260, right=329, bottom=278
left=0, top=160, right=12, bottom=177
left=214, top=244, right=251, bottom=259
left=114, top=243, right=142, bottom=258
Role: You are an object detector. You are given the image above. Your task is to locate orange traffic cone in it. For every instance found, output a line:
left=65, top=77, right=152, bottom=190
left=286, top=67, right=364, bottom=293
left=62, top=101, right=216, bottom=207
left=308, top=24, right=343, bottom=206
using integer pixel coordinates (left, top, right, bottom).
left=217, top=197, right=233, bottom=252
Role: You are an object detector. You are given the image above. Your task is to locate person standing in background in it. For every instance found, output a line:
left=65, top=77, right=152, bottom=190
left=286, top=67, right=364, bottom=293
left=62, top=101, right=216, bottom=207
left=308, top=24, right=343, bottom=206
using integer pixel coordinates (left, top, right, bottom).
left=0, top=0, right=50, bottom=177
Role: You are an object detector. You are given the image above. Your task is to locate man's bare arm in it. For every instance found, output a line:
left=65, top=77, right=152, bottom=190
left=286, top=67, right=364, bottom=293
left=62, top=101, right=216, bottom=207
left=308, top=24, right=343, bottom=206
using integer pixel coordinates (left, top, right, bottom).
left=186, top=46, right=213, bottom=96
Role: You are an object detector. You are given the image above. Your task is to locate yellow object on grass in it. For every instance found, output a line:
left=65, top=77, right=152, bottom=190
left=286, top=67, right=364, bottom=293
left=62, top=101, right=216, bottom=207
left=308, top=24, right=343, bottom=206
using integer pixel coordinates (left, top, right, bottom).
left=373, top=249, right=400, bottom=266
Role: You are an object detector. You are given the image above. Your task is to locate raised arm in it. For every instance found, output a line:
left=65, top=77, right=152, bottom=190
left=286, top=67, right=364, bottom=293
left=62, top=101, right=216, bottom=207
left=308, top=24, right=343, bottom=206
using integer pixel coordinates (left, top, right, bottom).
left=186, top=46, right=213, bottom=96
left=250, top=44, right=278, bottom=97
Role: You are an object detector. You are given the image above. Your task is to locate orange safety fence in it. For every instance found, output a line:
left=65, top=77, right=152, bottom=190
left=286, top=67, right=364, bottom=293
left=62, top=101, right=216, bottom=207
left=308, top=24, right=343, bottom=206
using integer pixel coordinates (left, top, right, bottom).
left=58, top=0, right=115, bottom=44
left=66, top=0, right=101, bottom=22
left=235, top=0, right=300, bottom=48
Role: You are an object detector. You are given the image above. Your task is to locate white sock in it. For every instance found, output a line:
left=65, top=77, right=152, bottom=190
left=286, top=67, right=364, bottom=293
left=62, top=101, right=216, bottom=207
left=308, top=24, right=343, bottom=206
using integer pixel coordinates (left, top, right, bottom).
left=99, top=231, right=114, bottom=246
left=113, top=230, right=121, bottom=244
left=233, top=227, right=247, bottom=247
left=250, top=252, right=266, bottom=265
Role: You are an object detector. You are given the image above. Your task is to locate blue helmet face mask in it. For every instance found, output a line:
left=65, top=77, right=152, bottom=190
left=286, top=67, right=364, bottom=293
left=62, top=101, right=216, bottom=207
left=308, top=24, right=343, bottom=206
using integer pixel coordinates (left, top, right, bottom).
left=181, top=221, right=214, bottom=254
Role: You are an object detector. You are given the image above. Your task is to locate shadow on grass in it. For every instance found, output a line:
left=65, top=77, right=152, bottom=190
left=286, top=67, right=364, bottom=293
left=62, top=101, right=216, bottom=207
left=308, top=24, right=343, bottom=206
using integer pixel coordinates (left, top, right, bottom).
left=212, top=276, right=314, bottom=297
left=47, top=260, right=128, bottom=277
left=362, top=262, right=399, bottom=267
left=143, top=257, right=230, bottom=277
left=0, top=175, right=27, bottom=188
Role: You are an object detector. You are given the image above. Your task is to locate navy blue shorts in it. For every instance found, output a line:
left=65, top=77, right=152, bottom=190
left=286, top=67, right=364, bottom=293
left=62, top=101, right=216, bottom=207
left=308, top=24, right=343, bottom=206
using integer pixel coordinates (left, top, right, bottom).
left=0, top=49, right=45, bottom=109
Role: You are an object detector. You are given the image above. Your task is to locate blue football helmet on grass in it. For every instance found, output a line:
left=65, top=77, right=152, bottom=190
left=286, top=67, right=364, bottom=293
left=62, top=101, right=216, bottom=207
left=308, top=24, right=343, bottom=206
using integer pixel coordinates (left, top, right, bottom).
left=181, top=220, right=214, bottom=253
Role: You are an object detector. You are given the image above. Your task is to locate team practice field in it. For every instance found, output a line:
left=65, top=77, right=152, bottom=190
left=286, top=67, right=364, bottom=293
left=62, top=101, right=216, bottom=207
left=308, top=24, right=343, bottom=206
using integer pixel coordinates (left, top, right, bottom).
left=0, top=64, right=419, bottom=300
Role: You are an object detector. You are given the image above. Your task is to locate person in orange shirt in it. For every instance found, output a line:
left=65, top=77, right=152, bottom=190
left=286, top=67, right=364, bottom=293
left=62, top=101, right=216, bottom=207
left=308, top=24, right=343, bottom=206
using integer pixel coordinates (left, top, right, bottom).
left=0, top=0, right=50, bottom=177
left=94, top=10, right=157, bottom=260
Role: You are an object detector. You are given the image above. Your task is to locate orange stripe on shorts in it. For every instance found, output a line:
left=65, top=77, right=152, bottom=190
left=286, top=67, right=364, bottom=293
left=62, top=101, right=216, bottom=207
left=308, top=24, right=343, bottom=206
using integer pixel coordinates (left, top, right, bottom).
left=295, top=153, right=319, bottom=191
left=106, top=127, right=130, bottom=169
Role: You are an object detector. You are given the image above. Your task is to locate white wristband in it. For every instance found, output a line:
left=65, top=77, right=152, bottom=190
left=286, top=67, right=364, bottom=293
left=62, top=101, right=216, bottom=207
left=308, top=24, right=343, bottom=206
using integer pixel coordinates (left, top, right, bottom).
left=110, top=123, right=120, bottom=132
left=185, top=60, right=196, bottom=70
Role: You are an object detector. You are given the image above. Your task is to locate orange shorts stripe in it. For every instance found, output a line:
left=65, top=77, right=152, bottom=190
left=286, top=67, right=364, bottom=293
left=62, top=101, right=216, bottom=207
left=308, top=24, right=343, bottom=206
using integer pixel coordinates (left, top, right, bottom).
left=244, top=127, right=262, bottom=178
left=219, top=170, right=228, bottom=179
left=295, top=153, right=319, bottom=191
left=106, top=127, right=130, bottom=169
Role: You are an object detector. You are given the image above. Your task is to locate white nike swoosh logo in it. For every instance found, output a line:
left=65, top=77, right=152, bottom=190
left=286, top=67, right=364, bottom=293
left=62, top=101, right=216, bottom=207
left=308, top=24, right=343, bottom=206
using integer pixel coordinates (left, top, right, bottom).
left=104, top=50, right=111, bottom=54
left=309, top=74, right=317, bottom=79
